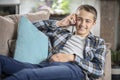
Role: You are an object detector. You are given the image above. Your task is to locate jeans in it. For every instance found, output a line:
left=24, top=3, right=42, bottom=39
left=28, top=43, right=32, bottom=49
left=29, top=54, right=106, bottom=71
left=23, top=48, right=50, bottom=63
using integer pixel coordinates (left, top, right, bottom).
left=0, top=55, right=85, bottom=80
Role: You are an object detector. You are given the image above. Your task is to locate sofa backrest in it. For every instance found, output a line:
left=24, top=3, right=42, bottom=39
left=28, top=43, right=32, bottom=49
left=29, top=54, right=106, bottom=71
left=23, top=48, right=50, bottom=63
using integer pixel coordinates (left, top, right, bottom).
left=0, top=9, right=50, bottom=56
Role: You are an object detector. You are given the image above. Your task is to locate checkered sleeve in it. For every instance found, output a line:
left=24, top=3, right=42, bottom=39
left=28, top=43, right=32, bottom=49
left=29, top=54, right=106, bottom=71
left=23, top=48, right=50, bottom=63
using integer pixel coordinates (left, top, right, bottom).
left=32, top=20, right=59, bottom=33
left=75, top=39, right=107, bottom=78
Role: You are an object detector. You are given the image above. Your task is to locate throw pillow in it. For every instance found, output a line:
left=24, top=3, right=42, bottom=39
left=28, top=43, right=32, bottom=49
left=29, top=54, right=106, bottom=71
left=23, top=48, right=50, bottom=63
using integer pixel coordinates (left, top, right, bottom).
left=14, top=16, right=48, bottom=64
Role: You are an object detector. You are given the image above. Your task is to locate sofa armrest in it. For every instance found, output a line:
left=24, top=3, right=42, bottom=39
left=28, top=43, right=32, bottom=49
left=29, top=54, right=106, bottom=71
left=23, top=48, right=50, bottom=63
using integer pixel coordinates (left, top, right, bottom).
left=104, top=50, right=111, bottom=80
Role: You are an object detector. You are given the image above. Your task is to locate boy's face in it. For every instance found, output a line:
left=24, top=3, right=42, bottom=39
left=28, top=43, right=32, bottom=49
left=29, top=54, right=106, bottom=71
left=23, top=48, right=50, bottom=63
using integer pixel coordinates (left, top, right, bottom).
left=75, top=9, right=96, bottom=37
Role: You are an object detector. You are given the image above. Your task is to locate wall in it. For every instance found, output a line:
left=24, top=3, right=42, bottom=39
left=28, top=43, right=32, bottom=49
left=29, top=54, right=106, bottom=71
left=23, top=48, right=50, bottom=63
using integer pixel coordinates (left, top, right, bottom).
left=100, top=0, right=119, bottom=50
left=117, top=0, right=120, bottom=50
left=20, top=0, right=40, bottom=14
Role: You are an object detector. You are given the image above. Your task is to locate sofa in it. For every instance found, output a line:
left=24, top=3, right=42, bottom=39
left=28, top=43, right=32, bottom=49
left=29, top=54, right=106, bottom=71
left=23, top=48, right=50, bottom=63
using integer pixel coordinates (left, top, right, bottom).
left=0, top=9, right=111, bottom=80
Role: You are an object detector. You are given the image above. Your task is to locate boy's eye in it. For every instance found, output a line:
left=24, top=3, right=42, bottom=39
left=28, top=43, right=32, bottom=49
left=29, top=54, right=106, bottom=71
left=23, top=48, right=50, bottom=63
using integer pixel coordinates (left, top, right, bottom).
left=77, top=17, right=82, bottom=21
left=86, top=20, right=90, bottom=23
left=86, top=20, right=91, bottom=23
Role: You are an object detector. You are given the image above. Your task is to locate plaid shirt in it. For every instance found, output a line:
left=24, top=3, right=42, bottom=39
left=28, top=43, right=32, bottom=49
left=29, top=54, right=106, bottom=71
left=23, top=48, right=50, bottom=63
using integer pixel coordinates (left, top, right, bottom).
left=33, top=20, right=107, bottom=80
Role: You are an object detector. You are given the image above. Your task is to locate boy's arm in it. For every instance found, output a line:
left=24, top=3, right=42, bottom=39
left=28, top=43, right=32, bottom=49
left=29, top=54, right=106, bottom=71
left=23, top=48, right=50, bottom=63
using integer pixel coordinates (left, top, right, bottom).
left=33, top=13, right=76, bottom=32
left=33, top=20, right=59, bottom=32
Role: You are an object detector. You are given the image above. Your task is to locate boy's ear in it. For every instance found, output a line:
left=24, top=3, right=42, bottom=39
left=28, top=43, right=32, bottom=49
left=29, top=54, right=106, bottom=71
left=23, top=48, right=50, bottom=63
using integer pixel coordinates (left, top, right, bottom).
left=93, top=21, right=96, bottom=25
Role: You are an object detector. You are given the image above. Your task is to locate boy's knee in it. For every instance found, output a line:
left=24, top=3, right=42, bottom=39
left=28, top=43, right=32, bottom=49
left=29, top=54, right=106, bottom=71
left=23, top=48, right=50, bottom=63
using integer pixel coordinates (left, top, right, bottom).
left=4, top=69, right=30, bottom=80
left=0, top=55, right=7, bottom=61
left=14, top=69, right=32, bottom=77
left=12, top=69, right=29, bottom=80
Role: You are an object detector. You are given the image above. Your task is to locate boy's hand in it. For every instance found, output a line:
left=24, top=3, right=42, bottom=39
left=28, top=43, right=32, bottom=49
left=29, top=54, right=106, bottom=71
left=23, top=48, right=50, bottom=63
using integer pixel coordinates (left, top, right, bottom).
left=49, top=53, right=75, bottom=62
left=56, top=14, right=76, bottom=27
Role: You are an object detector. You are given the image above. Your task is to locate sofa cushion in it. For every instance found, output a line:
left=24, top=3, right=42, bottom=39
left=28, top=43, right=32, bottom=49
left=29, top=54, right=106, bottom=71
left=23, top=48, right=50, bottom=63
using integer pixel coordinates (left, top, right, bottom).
left=5, top=9, right=50, bottom=39
left=14, top=16, right=48, bottom=64
left=25, top=9, right=50, bottom=22
left=0, top=16, right=15, bottom=56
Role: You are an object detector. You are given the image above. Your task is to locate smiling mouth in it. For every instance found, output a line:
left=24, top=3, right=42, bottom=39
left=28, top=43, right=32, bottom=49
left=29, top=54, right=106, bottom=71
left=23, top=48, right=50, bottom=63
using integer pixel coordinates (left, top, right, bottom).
left=79, top=26, right=86, bottom=31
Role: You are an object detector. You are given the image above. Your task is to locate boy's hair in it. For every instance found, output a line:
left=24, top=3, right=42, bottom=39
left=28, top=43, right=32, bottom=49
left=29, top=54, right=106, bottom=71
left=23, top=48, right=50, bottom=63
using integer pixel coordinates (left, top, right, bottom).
left=76, top=4, right=97, bottom=21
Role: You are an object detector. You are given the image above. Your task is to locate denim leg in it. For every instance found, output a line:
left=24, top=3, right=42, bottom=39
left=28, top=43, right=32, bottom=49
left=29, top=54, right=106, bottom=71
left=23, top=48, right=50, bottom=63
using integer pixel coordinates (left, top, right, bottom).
left=0, top=55, right=38, bottom=76
left=4, top=62, right=85, bottom=80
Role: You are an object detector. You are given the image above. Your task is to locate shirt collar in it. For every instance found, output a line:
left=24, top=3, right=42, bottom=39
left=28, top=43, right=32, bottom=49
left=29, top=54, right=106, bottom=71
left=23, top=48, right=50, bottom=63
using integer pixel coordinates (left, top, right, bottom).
left=87, top=32, right=94, bottom=39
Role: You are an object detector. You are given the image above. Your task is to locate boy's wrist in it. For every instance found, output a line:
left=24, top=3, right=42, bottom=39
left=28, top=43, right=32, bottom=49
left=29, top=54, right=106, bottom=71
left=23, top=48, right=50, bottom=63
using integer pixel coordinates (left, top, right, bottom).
left=56, top=21, right=61, bottom=27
